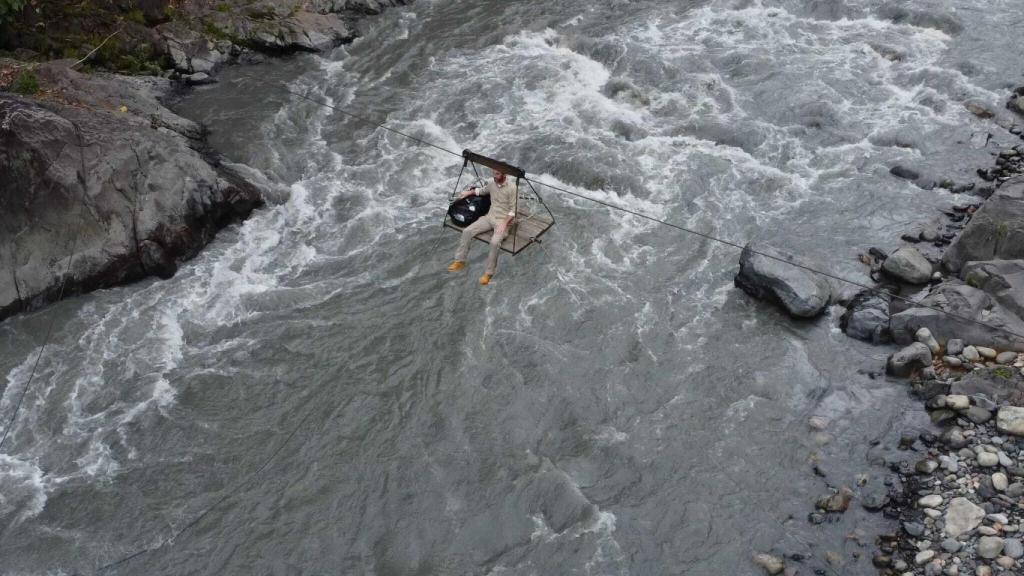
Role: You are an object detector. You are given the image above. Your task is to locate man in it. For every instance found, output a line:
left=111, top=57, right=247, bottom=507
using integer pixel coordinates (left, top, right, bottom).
left=447, top=168, right=517, bottom=285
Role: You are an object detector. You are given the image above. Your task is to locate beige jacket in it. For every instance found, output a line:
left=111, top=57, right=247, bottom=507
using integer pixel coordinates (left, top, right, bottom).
left=479, top=178, right=517, bottom=225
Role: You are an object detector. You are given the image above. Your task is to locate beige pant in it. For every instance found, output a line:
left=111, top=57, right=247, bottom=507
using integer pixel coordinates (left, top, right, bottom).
left=455, top=217, right=509, bottom=275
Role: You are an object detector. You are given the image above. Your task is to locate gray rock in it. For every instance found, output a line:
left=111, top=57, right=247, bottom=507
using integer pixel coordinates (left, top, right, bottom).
left=887, top=342, right=933, bottom=377
left=978, top=451, right=999, bottom=466
left=734, top=242, right=832, bottom=318
left=1004, top=538, right=1024, bottom=559
left=0, top=63, right=266, bottom=322
left=951, top=367, right=1024, bottom=404
left=977, top=346, right=998, bottom=359
left=948, top=339, right=965, bottom=355
left=978, top=536, right=1005, bottom=559
left=918, top=327, right=941, bottom=354
left=840, top=290, right=891, bottom=343
left=964, top=345, right=981, bottom=362
left=890, top=165, right=921, bottom=180
left=883, top=246, right=933, bottom=284
left=942, top=494, right=983, bottom=532
left=752, top=553, right=785, bottom=575
left=1011, top=95, right=1024, bottom=116
left=904, top=521, right=926, bottom=536
left=998, top=351, right=1019, bottom=364
left=944, top=177, right=1024, bottom=272
left=945, top=355, right=963, bottom=367
left=998, top=406, right=1024, bottom=436
left=889, top=281, right=1024, bottom=351
left=941, top=538, right=962, bottom=553
left=961, top=260, right=1024, bottom=321
left=993, top=472, right=1009, bottom=491
left=919, top=494, right=944, bottom=508
left=965, top=406, right=993, bottom=424
left=184, top=72, right=216, bottom=86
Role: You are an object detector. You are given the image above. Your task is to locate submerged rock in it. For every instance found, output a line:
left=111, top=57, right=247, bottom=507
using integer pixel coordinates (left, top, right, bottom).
left=734, top=242, right=832, bottom=318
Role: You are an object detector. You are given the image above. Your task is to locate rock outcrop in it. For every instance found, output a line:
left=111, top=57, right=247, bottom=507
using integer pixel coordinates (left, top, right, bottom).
left=734, top=242, right=832, bottom=318
left=156, top=0, right=412, bottom=75
left=0, top=63, right=267, bottom=321
left=962, top=260, right=1024, bottom=320
left=943, top=177, right=1024, bottom=272
left=889, top=281, right=1024, bottom=351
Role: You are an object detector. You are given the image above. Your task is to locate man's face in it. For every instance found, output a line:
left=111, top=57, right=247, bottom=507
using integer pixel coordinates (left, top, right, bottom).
left=493, top=169, right=506, bottom=184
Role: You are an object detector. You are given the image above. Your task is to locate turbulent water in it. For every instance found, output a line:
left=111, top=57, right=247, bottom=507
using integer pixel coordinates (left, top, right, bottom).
left=3, top=0, right=1024, bottom=574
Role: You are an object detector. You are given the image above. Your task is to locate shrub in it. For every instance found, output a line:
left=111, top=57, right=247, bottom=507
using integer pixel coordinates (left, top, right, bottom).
left=11, top=69, right=40, bottom=95
left=0, top=0, right=26, bottom=26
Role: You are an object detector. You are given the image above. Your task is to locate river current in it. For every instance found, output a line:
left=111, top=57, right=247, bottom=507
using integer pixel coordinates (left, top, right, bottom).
left=3, top=0, right=1024, bottom=574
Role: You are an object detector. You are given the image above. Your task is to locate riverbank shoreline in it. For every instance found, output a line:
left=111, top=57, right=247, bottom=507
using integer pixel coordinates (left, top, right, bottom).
left=740, top=83, right=1024, bottom=575
left=0, top=0, right=410, bottom=323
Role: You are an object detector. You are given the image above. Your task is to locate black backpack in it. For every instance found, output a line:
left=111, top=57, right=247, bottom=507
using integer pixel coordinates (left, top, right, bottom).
left=447, top=194, right=491, bottom=228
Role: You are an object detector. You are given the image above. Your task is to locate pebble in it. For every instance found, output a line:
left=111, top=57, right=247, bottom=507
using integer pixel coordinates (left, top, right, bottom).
left=995, top=555, right=1015, bottom=569
left=917, top=327, right=941, bottom=355
left=976, top=346, right=997, bottom=360
left=978, top=452, right=999, bottom=467
left=904, top=521, right=926, bottom=536
left=947, top=339, right=965, bottom=355
left=1010, top=483, right=1024, bottom=497
left=978, top=536, right=1005, bottom=558
left=946, top=395, right=970, bottom=410
left=1004, top=538, right=1024, bottom=559
left=996, top=351, right=1018, bottom=364
left=808, top=416, right=829, bottom=430
left=975, top=566, right=992, bottom=576
left=752, top=553, right=784, bottom=575
left=916, top=550, right=936, bottom=565
left=998, top=451, right=1014, bottom=467
left=917, top=459, right=940, bottom=474
left=942, top=538, right=962, bottom=553
left=920, top=494, right=944, bottom=508
left=988, top=513, right=1010, bottom=524
left=979, top=526, right=999, bottom=536
left=964, top=346, right=981, bottom=362
left=945, top=356, right=964, bottom=367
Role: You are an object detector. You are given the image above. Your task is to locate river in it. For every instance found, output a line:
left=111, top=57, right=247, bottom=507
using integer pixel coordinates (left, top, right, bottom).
left=2, top=0, right=1023, bottom=574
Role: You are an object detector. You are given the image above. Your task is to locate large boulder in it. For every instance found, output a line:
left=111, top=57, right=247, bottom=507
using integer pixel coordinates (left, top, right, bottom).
left=840, top=290, right=891, bottom=343
left=889, top=280, right=1024, bottom=351
left=734, top=242, right=832, bottom=318
left=882, top=246, right=933, bottom=284
left=961, top=260, right=1024, bottom=320
left=0, top=63, right=267, bottom=322
left=943, top=177, right=1024, bottom=272
left=950, top=367, right=1024, bottom=405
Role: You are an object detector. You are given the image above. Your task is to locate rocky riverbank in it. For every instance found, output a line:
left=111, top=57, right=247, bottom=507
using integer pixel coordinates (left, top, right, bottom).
left=736, top=85, right=1024, bottom=575
left=0, top=1, right=409, bottom=322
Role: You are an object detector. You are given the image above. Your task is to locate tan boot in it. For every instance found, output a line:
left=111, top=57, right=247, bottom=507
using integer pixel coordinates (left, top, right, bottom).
left=447, top=260, right=465, bottom=272
left=479, top=273, right=492, bottom=286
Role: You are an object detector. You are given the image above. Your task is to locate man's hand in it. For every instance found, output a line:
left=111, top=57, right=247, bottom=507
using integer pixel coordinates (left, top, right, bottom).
left=459, top=187, right=478, bottom=200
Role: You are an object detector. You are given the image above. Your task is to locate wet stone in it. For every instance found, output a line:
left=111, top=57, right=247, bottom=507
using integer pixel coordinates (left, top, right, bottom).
left=978, top=451, right=999, bottom=467
left=904, top=521, right=927, bottom=537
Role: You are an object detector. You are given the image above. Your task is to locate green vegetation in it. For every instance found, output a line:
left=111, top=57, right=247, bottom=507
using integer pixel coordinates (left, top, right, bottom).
left=0, top=0, right=26, bottom=26
left=993, top=366, right=1013, bottom=379
left=996, top=222, right=1009, bottom=241
left=965, top=274, right=982, bottom=289
left=10, top=69, right=39, bottom=95
left=248, top=7, right=277, bottom=21
left=124, top=8, right=146, bottom=25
